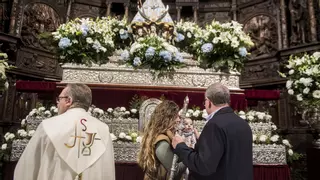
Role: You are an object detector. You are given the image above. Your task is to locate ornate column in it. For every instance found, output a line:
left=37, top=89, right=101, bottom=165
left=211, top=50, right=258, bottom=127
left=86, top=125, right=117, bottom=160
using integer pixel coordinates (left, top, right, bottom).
left=193, top=5, right=199, bottom=23
left=106, top=1, right=112, bottom=17
left=308, top=0, right=317, bottom=42
left=280, top=0, right=288, bottom=48
left=176, top=6, right=182, bottom=22
left=9, top=0, right=18, bottom=35
left=124, top=3, right=129, bottom=20
left=231, top=0, right=237, bottom=21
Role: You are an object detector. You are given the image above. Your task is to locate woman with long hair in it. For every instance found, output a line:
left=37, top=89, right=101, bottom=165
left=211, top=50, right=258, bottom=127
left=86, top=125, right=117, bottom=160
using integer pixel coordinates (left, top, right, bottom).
left=138, top=100, right=186, bottom=180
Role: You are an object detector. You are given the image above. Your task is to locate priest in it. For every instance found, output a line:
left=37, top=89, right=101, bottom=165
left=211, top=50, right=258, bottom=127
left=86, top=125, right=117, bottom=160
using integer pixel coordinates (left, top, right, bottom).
left=14, top=84, right=115, bottom=180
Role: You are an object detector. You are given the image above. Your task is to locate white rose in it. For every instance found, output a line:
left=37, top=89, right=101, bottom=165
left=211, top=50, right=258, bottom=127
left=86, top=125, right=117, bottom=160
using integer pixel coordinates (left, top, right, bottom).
left=38, top=107, right=45, bottom=112
left=21, top=119, right=26, bottom=126
left=44, top=110, right=51, bottom=117
left=125, top=135, right=132, bottom=141
left=238, top=111, right=245, bottom=115
left=303, top=88, right=310, bottom=94
left=288, top=149, right=293, bottom=156
left=259, top=135, right=267, bottom=142
left=187, top=109, right=194, bottom=114
left=265, top=115, right=272, bottom=121
left=119, top=132, right=126, bottom=139
left=288, top=69, right=294, bottom=75
left=271, top=125, right=277, bottom=130
left=270, top=135, right=279, bottom=142
left=296, top=94, right=303, bottom=101
left=192, top=112, right=199, bottom=117
left=136, top=136, right=143, bottom=143
left=1, top=143, right=7, bottom=150
left=50, top=106, right=56, bottom=111
left=312, top=52, right=320, bottom=59
left=125, top=111, right=130, bottom=115
left=110, top=133, right=117, bottom=141
left=312, top=90, right=320, bottom=99
left=131, top=109, right=137, bottom=114
left=288, top=89, right=294, bottom=95
left=247, top=115, right=254, bottom=121
left=252, top=134, right=257, bottom=141
left=107, top=108, right=113, bottom=113
left=286, top=80, right=293, bottom=89
left=282, top=139, right=292, bottom=147
left=240, top=115, right=246, bottom=120
left=186, top=113, right=191, bottom=118
left=257, top=114, right=264, bottom=120
left=28, top=130, right=35, bottom=137
left=120, top=107, right=126, bottom=112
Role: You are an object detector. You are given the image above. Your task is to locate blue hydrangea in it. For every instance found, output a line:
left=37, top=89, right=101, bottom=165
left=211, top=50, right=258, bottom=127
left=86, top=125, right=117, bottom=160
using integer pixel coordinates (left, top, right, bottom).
left=159, top=50, right=172, bottom=62
left=58, top=37, right=72, bottom=49
left=81, top=24, right=89, bottom=36
left=175, top=33, right=185, bottom=42
left=145, top=47, right=156, bottom=59
left=201, top=43, right=214, bottom=53
left=238, top=47, right=247, bottom=57
left=120, top=50, right=130, bottom=61
left=120, top=31, right=129, bottom=40
left=174, top=53, right=183, bottom=62
left=133, top=57, right=141, bottom=66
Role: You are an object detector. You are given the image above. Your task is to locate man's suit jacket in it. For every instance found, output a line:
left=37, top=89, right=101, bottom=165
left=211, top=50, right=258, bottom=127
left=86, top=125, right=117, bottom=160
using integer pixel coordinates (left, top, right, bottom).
left=174, top=107, right=253, bottom=180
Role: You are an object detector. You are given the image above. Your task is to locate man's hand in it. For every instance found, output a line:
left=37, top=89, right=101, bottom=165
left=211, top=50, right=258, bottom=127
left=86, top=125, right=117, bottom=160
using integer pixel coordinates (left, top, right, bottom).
left=172, top=134, right=184, bottom=149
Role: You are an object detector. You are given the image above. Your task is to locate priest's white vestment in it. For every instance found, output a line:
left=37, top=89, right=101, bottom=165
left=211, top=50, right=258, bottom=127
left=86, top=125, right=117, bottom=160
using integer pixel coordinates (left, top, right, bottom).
left=14, top=108, right=115, bottom=180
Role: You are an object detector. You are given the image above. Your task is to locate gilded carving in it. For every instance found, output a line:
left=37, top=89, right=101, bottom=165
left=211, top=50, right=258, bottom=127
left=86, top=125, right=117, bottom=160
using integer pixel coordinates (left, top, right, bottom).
left=21, top=3, right=60, bottom=50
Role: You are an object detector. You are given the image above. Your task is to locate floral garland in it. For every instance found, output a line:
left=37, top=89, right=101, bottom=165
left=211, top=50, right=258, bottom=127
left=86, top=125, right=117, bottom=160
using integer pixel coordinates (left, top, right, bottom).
left=52, top=17, right=122, bottom=66
left=0, top=53, right=11, bottom=91
left=193, top=20, right=254, bottom=72
left=279, top=52, right=320, bottom=107
left=120, top=36, right=184, bottom=78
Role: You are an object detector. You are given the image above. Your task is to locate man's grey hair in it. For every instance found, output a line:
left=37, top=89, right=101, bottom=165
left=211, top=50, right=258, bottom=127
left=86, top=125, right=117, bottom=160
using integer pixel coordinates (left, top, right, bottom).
left=65, top=83, right=92, bottom=111
left=205, top=83, right=230, bottom=106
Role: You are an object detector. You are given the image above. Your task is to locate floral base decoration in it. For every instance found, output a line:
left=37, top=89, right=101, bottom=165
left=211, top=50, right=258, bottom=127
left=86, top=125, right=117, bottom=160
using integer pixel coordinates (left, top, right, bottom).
left=193, top=20, right=254, bottom=72
left=52, top=17, right=126, bottom=66
left=280, top=52, right=320, bottom=127
left=238, top=110, right=300, bottom=164
left=120, top=35, right=184, bottom=78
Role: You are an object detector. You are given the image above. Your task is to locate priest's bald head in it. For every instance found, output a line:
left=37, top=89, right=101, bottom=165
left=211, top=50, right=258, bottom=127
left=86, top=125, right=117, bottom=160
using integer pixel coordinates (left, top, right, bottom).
left=56, top=83, right=92, bottom=115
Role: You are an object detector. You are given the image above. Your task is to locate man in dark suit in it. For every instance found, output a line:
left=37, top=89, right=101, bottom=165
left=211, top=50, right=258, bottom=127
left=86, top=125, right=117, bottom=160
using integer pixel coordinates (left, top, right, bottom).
left=172, top=83, right=253, bottom=180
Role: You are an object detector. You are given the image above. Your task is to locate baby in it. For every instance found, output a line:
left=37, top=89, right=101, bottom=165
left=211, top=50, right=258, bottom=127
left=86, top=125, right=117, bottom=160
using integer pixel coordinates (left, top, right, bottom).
left=182, top=118, right=199, bottom=148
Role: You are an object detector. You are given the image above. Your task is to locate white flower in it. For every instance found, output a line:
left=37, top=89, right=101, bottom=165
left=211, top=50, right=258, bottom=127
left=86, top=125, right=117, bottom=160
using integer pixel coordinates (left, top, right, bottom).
left=107, top=108, right=113, bottom=113
left=186, top=113, right=191, bottom=118
left=202, top=112, right=208, bottom=119
left=21, top=119, right=26, bottom=126
left=257, top=113, right=265, bottom=120
left=289, top=69, right=294, bottom=75
left=259, top=135, right=267, bottom=142
left=119, top=132, right=126, bottom=139
left=125, top=135, right=132, bottom=141
left=247, top=115, right=254, bottom=121
left=130, top=133, right=138, bottom=138
left=312, top=90, right=320, bottom=99
left=86, top=37, right=93, bottom=44
left=136, top=136, right=143, bottom=143
left=18, top=129, right=27, bottom=137
left=265, top=115, right=272, bottom=121
left=8, top=133, right=15, bottom=140
left=50, top=106, right=56, bottom=111
left=286, top=80, right=293, bottom=89
left=120, top=107, right=126, bottom=112
left=312, top=52, right=320, bottom=59
left=1, top=143, right=7, bottom=150
left=282, top=139, right=292, bottom=147
left=131, top=109, right=137, bottom=114
left=38, top=107, right=45, bottom=112
left=288, top=149, right=293, bottom=156
left=110, top=133, right=117, bottom=141
left=187, top=109, right=194, bottom=114
left=44, top=110, right=52, bottom=117
left=192, top=112, right=199, bottom=117
left=252, top=134, right=257, bottom=141
left=296, top=94, right=303, bottom=101
left=125, top=111, right=130, bottom=115
left=303, top=88, right=310, bottom=94
left=54, top=108, right=58, bottom=113
left=240, top=115, right=246, bottom=120
left=270, top=135, right=279, bottom=142
left=28, top=130, right=35, bottom=137
left=271, top=125, right=277, bottom=130
left=238, top=111, right=245, bottom=115
left=288, top=89, right=294, bottom=95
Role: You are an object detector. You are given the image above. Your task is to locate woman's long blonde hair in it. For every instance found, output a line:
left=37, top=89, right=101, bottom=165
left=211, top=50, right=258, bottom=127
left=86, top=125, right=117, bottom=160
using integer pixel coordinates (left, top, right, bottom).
left=137, top=100, right=179, bottom=177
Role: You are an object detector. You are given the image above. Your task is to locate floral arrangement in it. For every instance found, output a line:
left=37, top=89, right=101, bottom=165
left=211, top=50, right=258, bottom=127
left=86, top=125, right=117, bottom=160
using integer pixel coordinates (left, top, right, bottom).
left=120, top=35, right=184, bottom=77
left=175, top=21, right=202, bottom=55
left=110, top=132, right=142, bottom=143
left=238, top=110, right=300, bottom=161
left=52, top=17, right=120, bottom=66
left=183, top=108, right=207, bottom=120
left=194, top=20, right=254, bottom=72
left=108, top=18, right=131, bottom=50
left=0, top=53, right=12, bottom=91
left=280, top=52, right=320, bottom=107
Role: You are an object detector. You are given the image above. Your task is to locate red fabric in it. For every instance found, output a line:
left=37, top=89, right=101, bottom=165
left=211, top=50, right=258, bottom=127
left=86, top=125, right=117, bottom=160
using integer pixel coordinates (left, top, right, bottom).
left=15, top=80, right=57, bottom=92
left=2, top=162, right=291, bottom=180
left=245, top=90, right=281, bottom=100
left=253, top=165, right=291, bottom=180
